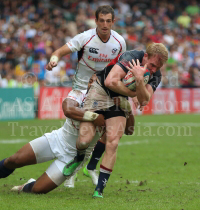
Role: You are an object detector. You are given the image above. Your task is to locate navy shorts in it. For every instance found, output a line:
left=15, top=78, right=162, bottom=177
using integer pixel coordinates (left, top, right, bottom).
left=95, top=105, right=126, bottom=120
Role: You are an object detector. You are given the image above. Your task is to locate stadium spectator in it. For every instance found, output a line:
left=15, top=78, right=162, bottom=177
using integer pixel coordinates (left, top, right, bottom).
left=0, top=0, right=199, bottom=90
left=185, top=0, right=199, bottom=16
left=177, top=11, right=191, bottom=28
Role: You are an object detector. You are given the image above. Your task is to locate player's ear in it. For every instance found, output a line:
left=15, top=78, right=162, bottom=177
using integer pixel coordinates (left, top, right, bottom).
left=144, top=53, right=148, bottom=58
left=95, top=18, right=98, bottom=24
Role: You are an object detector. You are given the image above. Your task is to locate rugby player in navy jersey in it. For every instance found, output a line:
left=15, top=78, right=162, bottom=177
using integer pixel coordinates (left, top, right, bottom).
left=63, top=43, right=168, bottom=198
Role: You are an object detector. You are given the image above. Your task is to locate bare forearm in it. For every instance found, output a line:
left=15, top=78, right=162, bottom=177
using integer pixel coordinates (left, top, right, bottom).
left=63, top=106, right=85, bottom=121
left=106, top=81, right=136, bottom=97
left=52, top=44, right=71, bottom=60
left=135, top=77, right=150, bottom=106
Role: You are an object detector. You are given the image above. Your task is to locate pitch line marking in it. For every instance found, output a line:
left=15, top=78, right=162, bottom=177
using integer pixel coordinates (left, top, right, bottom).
left=140, top=122, right=200, bottom=127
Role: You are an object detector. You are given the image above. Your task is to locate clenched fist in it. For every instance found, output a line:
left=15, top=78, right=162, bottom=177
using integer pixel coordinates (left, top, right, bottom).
left=46, top=55, right=59, bottom=71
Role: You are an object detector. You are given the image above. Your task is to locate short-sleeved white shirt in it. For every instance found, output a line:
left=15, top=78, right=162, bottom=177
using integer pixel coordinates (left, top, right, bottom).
left=67, top=28, right=126, bottom=90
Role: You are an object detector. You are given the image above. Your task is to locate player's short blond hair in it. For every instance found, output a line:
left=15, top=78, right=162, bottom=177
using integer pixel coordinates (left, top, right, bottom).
left=146, top=43, right=168, bottom=65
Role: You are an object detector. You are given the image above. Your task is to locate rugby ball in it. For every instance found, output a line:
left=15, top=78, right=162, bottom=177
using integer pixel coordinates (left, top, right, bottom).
left=122, top=68, right=151, bottom=91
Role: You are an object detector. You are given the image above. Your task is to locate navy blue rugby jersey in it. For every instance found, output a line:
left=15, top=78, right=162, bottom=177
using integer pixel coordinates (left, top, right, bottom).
left=96, top=50, right=162, bottom=98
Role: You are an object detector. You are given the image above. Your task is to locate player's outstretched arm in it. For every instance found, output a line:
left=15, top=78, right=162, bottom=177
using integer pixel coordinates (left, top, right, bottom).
left=46, top=44, right=72, bottom=71
left=62, top=98, right=105, bottom=127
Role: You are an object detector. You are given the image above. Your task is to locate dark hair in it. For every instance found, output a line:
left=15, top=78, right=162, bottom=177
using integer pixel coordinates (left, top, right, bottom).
left=95, top=5, right=115, bottom=20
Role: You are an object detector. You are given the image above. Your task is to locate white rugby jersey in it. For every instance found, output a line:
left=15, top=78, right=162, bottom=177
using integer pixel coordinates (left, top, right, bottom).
left=67, top=28, right=126, bottom=90
left=56, top=89, right=102, bottom=150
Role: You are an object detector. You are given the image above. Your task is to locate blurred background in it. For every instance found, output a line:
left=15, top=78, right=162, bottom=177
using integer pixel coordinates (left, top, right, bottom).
left=0, top=0, right=199, bottom=120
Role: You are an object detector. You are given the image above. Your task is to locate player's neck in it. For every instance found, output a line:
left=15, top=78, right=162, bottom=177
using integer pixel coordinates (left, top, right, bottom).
left=96, top=28, right=111, bottom=43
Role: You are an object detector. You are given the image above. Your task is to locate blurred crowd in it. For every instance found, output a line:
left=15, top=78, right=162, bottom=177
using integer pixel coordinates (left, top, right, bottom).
left=0, top=0, right=200, bottom=94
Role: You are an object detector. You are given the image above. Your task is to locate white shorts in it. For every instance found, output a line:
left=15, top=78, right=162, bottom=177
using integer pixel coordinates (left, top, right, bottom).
left=29, top=133, right=94, bottom=186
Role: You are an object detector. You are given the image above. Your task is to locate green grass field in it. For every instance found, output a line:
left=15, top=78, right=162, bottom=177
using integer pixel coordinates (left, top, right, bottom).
left=0, top=114, right=200, bottom=210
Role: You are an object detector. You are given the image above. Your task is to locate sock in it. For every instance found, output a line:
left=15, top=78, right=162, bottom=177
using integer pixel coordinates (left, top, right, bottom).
left=23, top=181, right=36, bottom=193
left=0, top=159, right=15, bottom=178
left=87, top=140, right=105, bottom=170
left=95, top=164, right=112, bottom=193
left=76, top=148, right=86, bottom=162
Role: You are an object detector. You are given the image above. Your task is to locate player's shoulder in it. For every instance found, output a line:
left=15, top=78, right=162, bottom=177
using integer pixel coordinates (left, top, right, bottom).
left=68, top=89, right=86, bottom=97
left=122, top=50, right=144, bottom=60
left=111, top=30, right=125, bottom=42
left=81, top=28, right=97, bottom=38
left=128, top=50, right=144, bottom=57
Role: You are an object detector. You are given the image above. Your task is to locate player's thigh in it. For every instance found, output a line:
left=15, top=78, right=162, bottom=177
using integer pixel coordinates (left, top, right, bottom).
left=5, top=143, right=36, bottom=167
left=106, top=116, right=126, bottom=141
left=79, top=122, right=96, bottom=142
left=29, top=135, right=55, bottom=163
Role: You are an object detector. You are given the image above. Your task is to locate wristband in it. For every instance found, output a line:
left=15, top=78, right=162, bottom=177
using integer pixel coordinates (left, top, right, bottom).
left=50, top=55, right=59, bottom=63
left=83, top=111, right=99, bottom=121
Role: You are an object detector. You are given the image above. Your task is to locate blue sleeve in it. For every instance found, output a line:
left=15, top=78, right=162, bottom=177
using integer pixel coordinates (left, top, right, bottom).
left=116, top=50, right=144, bottom=74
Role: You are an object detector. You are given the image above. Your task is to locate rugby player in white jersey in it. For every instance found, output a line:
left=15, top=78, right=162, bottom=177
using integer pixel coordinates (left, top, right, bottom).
left=46, top=5, right=126, bottom=91
left=46, top=5, right=126, bottom=187
left=0, top=74, right=134, bottom=194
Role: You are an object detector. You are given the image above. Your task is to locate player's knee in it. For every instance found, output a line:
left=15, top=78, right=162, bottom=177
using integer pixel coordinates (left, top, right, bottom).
left=79, top=135, right=92, bottom=146
left=106, top=139, right=119, bottom=153
left=78, top=141, right=89, bottom=150
left=7, top=154, right=22, bottom=166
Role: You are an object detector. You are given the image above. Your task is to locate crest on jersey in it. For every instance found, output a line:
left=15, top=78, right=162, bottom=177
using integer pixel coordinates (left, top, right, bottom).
left=112, top=48, right=117, bottom=54
left=92, top=100, right=98, bottom=109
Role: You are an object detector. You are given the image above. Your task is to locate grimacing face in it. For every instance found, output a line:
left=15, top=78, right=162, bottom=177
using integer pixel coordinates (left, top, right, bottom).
left=144, top=54, right=163, bottom=74
left=95, top=13, right=114, bottom=37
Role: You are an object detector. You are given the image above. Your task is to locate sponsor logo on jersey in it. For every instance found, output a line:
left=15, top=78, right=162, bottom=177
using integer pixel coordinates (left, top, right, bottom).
left=88, top=56, right=112, bottom=62
left=112, top=48, right=117, bottom=54
left=89, top=47, right=99, bottom=54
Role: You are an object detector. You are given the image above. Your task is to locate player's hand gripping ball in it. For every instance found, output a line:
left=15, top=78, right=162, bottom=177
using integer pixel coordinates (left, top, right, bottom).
left=122, top=67, right=150, bottom=91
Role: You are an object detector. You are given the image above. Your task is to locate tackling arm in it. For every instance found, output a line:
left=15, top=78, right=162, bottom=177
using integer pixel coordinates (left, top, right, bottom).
left=113, top=97, right=134, bottom=135
left=125, top=111, right=135, bottom=135
left=62, top=98, right=85, bottom=121
left=62, top=98, right=105, bottom=126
